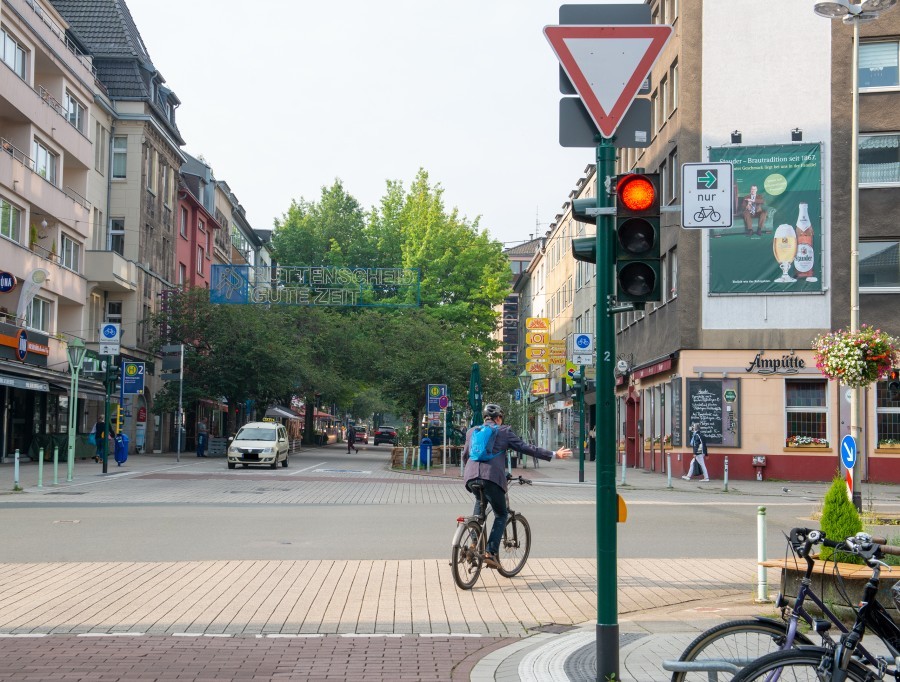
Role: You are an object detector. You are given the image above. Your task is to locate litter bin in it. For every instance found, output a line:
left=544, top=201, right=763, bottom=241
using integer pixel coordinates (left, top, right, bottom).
left=419, top=438, right=432, bottom=466
left=114, top=433, right=129, bottom=466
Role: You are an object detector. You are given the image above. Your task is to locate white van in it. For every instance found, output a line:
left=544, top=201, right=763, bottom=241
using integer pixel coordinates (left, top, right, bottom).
left=226, top=421, right=289, bottom=469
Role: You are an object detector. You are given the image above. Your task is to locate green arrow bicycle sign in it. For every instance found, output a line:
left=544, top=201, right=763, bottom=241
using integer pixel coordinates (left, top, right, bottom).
left=682, top=162, right=733, bottom=229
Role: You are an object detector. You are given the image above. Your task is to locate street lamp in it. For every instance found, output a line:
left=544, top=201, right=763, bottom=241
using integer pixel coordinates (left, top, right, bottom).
left=66, top=337, right=86, bottom=482
left=814, top=0, right=897, bottom=506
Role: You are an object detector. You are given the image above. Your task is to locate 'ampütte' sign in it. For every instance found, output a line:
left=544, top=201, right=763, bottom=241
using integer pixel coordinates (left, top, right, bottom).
left=211, top=265, right=420, bottom=307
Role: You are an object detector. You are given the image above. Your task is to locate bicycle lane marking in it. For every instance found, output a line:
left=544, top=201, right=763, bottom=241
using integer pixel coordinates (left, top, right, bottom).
left=285, top=461, right=328, bottom=476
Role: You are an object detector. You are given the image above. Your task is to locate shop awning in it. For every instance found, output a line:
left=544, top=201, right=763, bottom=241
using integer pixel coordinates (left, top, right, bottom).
left=49, top=383, right=108, bottom=400
left=265, top=406, right=301, bottom=420
left=0, top=373, right=48, bottom=392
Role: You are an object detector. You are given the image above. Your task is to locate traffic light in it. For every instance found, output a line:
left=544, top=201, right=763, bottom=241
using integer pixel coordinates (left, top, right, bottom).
left=571, top=198, right=598, bottom=264
left=888, top=369, right=900, bottom=401
left=114, top=404, right=125, bottom=433
left=615, top=173, right=661, bottom=303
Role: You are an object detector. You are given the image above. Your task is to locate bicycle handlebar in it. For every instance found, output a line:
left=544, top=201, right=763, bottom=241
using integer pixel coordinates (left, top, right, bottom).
left=506, top=473, right=532, bottom=486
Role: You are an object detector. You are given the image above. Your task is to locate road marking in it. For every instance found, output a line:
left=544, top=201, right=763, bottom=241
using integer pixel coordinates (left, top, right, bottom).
left=340, top=633, right=405, bottom=638
left=285, top=461, right=328, bottom=476
left=0, top=634, right=47, bottom=638
left=257, top=634, right=323, bottom=638
left=77, top=632, right=144, bottom=637
left=172, top=632, right=232, bottom=637
left=420, top=633, right=483, bottom=637
left=314, top=469, right=371, bottom=474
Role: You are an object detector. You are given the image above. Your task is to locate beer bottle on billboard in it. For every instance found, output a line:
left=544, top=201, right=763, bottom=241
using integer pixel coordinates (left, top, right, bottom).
left=793, top=203, right=817, bottom=282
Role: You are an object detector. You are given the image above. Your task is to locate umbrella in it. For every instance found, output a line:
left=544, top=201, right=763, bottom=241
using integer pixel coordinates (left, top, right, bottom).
left=468, top=362, right=483, bottom=427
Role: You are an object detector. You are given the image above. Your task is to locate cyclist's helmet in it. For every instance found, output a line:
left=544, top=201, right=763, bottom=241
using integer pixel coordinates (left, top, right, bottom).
left=483, top=403, right=504, bottom=420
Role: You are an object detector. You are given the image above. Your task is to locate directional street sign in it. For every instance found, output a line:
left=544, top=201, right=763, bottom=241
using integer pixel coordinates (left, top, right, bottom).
left=99, top=322, right=121, bottom=355
left=544, top=24, right=673, bottom=138
left=122, top=362, right=145, bottom=395
left=681, top=162, right=734, bottom=228
left=840, top=435, right=856, bottom=470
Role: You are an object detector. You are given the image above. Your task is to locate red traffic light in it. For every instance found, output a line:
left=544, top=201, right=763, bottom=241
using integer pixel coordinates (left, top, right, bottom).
left=617, top=174, right=657, bottom=213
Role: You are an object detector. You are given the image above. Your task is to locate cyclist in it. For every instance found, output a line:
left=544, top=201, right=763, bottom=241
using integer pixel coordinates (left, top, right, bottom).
left=463, top=403, right=572, bottom=569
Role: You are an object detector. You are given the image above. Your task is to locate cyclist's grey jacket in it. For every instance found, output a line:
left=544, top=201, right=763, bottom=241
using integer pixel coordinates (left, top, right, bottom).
left=462, top=419, right=555, bottom=491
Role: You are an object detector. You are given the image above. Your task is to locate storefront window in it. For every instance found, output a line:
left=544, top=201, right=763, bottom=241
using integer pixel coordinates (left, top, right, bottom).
left=875, top=380, right=900, bottom=446
left=785, top=380, right=828, bottom=441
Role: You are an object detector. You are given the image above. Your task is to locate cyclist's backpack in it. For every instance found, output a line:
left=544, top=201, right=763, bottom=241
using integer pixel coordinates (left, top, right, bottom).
left=468, top=424, right=500, bottom=462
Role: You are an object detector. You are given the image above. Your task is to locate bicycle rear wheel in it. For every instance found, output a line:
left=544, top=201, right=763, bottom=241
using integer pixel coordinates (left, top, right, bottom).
left=671, top=619, right=812, bottom=682
left=451, top=520, right=484, bottom=590
left=731, top=647, right=870, bottom=681
left=496, top=514, right=531, bottom=578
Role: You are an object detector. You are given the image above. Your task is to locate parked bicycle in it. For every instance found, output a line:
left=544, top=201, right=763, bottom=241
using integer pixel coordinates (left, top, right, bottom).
left=450, top=473, right=532, bottom=589
left=668, top=528, right=888, bottom=681
left=730, top=533, right=900, bottom=682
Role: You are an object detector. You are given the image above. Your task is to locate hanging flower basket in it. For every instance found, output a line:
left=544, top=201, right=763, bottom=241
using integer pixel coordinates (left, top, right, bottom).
left=812, top=325, right=899, bottom=389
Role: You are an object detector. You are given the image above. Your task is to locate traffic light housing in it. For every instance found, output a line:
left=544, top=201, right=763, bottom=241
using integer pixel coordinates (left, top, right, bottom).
left=571, top=237, right=596, bottom=264
left=888, top=369, right=900, bottom=401
left=114, top=404, right=125, bottom=433
left=615, top=173, right=661, bottom=303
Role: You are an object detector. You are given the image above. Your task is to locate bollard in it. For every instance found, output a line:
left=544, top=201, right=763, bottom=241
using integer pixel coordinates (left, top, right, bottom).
left=53, top=445, right=59, bottom=485
left=724, top=455, right=729, bottom=492
left=666, top=451, right=672, bottom=489
left=401, top=447, right=408, bottom=469
left=38, top=447, right=44, bottom=488
left=14, top=449, right=20, bottom=489
left=756, top=506, right=772, bottom=603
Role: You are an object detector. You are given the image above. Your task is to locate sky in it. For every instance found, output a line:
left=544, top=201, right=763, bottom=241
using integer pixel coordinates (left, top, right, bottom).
left=125, top=0, right=637, bottom=248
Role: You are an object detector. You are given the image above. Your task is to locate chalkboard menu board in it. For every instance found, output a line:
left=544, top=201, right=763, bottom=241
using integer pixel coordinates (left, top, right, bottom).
left=671, top=378, right=682, bottom=447
left=687, top=379, right=741, bottom=447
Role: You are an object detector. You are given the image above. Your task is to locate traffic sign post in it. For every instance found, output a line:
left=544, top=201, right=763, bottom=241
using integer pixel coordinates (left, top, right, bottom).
left=681, top=162, right=734, bottom=229
left=426, top=384, right=448, bottom=414
left=546, top=18, right=672, bottom=680
left=840, top=435, right=857, bottom=501
left=122, top=362, right=145, bottom=395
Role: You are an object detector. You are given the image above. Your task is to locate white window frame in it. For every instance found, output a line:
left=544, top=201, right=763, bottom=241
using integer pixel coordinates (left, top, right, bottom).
left=875, top=380, right=900, bottom=447
left=178, top=263, right=186, bottom=285
left=197, top=246, right=204, bottom=275
left=109, top=217, right=125, bottom=255
left=106, top=300, right=122, bottom=326
left=64, top=90, right=85, bottom=133
left=112, top=136, right=127, bottom=178
left=32, top=138, right=58, bottom=186
left=0, top=195, right=22, bottom=243
left=858, top=133, right=900, bottom=187
left=784, top=379, right=829, bottom=443
left=27, top=296, right=51, bottom=332
left=61, top=233, right=81, bottom=272
left=1, top=28, right=26, bottom=80
left=859, top=240, right=900, bottom=292
left=859, top=40, right=900, bottom=92
left=180, top=207, right=188, bottom=238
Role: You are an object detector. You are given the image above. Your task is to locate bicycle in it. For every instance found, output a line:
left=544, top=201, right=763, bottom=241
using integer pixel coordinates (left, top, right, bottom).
left=450, top=473, right=533, bottom=590
left=693, top=205, right=722, bottom=223
left=730, top=533, right=900, bottom=682
left=668, top=528, right=887, bottom=681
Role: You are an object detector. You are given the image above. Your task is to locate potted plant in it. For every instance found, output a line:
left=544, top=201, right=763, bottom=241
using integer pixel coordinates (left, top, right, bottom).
left=812, top=325, right=899, bottom=388
left=785, top=436, right=829, bottom=449
left=877, top=438, right=900, bottom=452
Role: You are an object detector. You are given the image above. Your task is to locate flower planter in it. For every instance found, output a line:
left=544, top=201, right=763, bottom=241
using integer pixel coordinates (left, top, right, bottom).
left=876, top=446, right=900, bottom=453
left=763, top=558, right=897, bottom=621
left=783, top=446, right=833, bottom=452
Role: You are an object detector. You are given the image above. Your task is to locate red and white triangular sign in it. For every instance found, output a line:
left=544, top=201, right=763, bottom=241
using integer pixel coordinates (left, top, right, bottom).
left=544, top=25, right=673, bottom=138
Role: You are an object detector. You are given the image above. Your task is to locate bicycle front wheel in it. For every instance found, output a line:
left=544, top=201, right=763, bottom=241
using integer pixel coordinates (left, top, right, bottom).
left=496, top=514, right=531, bottom=578
left=731, top=647, right=870, bottom=682
left=671, top=619, right=812, bottom=682
left=451, top=520, right=484, bottom=590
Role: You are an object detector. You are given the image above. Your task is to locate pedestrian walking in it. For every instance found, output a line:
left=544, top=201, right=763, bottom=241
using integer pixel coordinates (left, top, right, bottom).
left=196, top=419, right=208, bottom=458
left=683, top=422, right=710, bottom=481
left=346, top=424, right=358, bottom=453
left=92, top=416, right=109, bottom=463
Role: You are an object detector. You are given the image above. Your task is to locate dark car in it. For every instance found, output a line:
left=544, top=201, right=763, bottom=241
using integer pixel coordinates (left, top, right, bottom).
left=353, top=425, right=368, bottom=444
left=373, top=425, right=398, bottom=446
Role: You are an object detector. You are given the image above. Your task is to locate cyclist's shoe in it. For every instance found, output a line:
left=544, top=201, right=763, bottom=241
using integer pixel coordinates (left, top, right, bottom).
left=482, top=553, right=500, bottom=569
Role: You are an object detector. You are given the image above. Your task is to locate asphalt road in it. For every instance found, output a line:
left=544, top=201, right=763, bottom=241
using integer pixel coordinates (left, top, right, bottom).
left=0, top=444, right=827, bottom=563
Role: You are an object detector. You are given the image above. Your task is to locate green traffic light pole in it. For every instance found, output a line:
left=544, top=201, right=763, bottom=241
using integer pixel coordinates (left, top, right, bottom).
left=594, top=135, right=618, bottom=680
left=102, top=356, right=114, bottom=474
left=577, top=366, right=585, bottom=483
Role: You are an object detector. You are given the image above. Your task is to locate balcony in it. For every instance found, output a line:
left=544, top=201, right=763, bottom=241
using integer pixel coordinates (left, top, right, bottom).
left=84, top=250, right=138, bottom=292
left=0, top=239, right=86, bottom=306
left=11, top=0, right=97, bottom=82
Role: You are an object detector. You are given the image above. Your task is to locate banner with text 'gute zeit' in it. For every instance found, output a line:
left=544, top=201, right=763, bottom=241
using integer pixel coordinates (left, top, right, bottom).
left=708, top=144, right=823, bottom=295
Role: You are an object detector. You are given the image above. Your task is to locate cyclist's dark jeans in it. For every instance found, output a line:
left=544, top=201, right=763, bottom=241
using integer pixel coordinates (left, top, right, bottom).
left=471, top=479, right=508, bottom=556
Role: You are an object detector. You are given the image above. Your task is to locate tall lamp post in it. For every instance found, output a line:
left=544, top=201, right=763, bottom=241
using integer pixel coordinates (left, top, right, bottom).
left=66, top=338, right=86, bottom=482
left=814, top=0, right=897, bottom=506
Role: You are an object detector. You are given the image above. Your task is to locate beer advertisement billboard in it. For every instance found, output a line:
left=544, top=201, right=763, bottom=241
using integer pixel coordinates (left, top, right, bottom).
left=707, top=144, right=823, bottom=295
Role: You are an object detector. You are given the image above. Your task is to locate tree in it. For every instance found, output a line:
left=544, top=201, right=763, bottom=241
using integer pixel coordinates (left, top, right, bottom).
left=819, top=474, right=864, bottom=564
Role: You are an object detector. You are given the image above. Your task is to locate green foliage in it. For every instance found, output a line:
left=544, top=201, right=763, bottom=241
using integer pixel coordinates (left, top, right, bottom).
left=819, top=475, right=864, bottom=564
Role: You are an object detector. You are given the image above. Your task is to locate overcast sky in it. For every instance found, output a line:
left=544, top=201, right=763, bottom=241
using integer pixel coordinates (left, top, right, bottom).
left=125, top=1, right=636, bottom=247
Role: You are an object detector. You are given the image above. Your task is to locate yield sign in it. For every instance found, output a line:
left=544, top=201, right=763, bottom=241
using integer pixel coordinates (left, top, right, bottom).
left=544, top=25, right=673, bottom=138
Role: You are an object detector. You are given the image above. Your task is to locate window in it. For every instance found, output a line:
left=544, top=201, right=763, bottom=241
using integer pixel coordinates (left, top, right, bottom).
left=658, top=253, right=667, bottom=310
left=660, top=76, right=668, bottom=121
left=32, top=139, right=58, bottom=185
left=61, top=234, right=81, bottom=272
left=859, top=41, right=899, bottom=89
left=64, top=90, right=85, bottom=133
left=1, top=28, right=26, bottom=79
left=205, top=228, right=210, bottom=254
left=106, top=301, right=122, bottom=325
left=671, top=0, right=678, bottom=22
left=668, top=247, right=678, bottom=299
left=112, top=136, right=127, bottom=178
left=668, top=148, right=678, bottom=203
left=26, top=297, right=50, bottom=332
left=670, top=61, right=678, bottom=112
left=178, top=262, right=186, bottom=285
left=146, top=147, right=157, bottom=193
left=180, top=207, right=188, bottom=237
left=876, top=380, right=900, bottom=446
left=859, top=134, right=900, bottom=185
left=1, top=196, right=22, bottom=242
left=197, top=246, right=204, bottom=274
left=785, top=380, right=828, bottom=442
left=94, top=122, right=108, bottom=174
left=109, top=218, right=125, bottom=255
left=659, top=159, right=668, bottom=202
left=860, top=241, right=900, bottom=289
left=650, top=90, right=658, bottom=133
left=162, top=164, right=171, bottom=206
